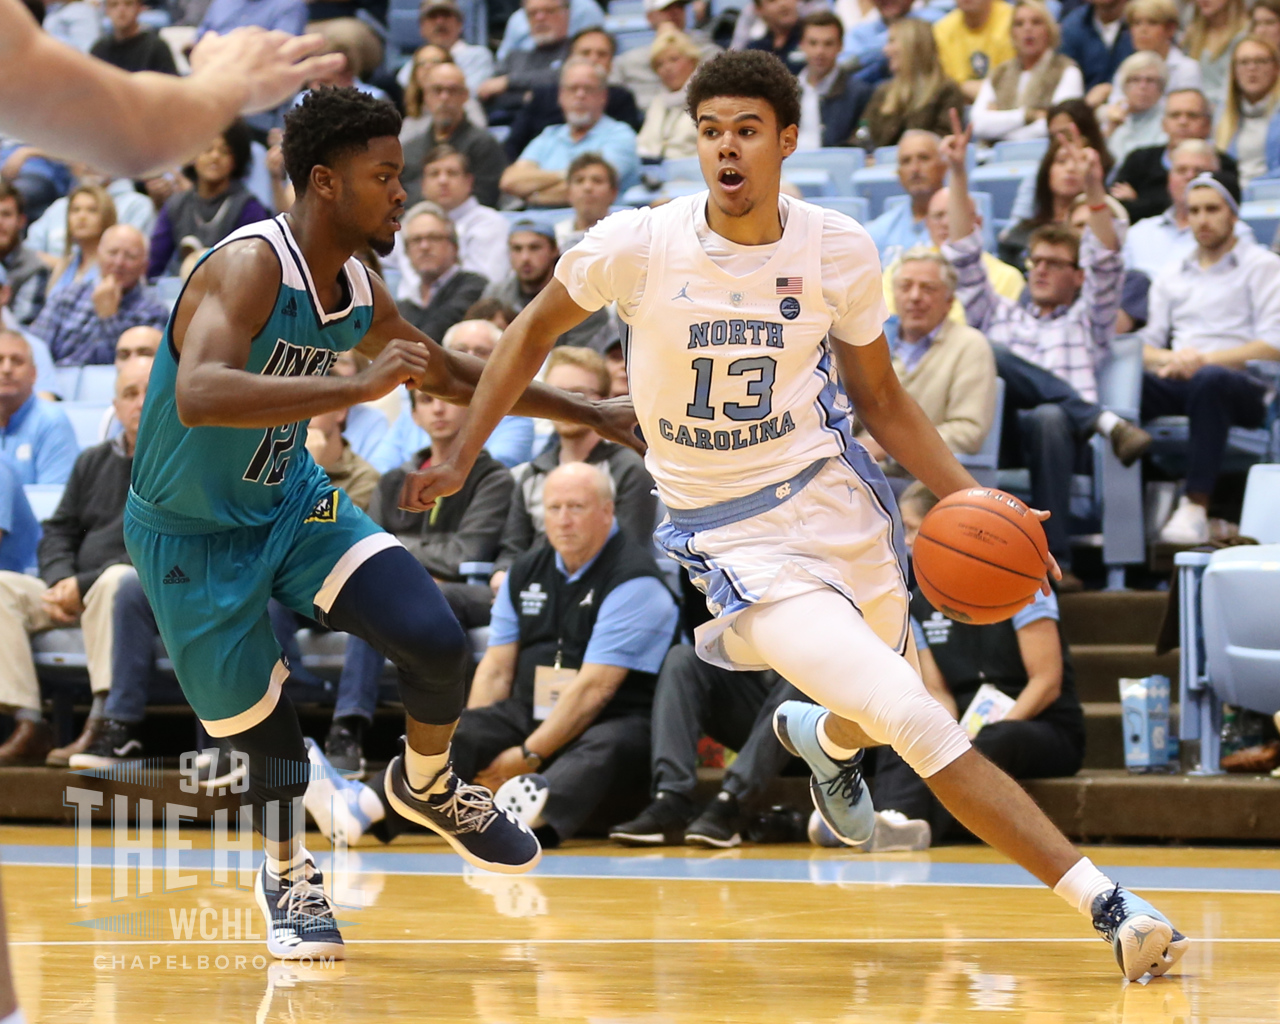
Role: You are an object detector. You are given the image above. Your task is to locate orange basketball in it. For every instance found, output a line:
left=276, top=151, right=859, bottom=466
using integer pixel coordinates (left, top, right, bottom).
left=913, top=488, right=1049, bottom=625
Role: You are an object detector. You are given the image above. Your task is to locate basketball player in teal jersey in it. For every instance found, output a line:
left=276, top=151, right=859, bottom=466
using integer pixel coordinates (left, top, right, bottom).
left=402, top=51, right=1190, bottom=982
left=125, top=87, right=636, bottom=961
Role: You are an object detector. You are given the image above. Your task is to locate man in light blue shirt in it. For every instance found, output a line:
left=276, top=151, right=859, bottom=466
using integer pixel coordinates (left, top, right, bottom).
left=0, top=454, right=39, bottom=573
left=0, top=330, right=78, bottom=485
left=865, top=130, right=946, bottom=264
left=501, top=58, right=640, bottom=203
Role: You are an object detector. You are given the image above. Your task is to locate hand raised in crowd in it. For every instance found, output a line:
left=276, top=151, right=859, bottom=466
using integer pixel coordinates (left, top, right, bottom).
left=92, top=274, right=123, bottom=319
left=189, top=28, right=346, bottom=115
left=939, top=108, right=971, bottom=174
left=42, top=577, right=83, bottom=624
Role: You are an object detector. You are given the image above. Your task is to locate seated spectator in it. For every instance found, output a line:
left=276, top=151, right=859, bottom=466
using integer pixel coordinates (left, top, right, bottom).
left=492, top=346, right=657, bottom=586
left=1253, top=0, right=1280, bottom=53
left=971, top=1, right=1083, bottom=144
left=402, top=63, right=509, bottom=208
left=504, top=28, right=644, bottom=162
left=464, top=297, right=519, bottom=330
left=27, top=169, right=154, bottom=271
left=1213, top=36, right=1280, bottom=187
left=0, top=330, right=78, bottom=484
left=865, top=249, right=996, bottom=482
left=858, top=19, right=967, bottom=149
left=611, top=0, right=720, bottom=110
left=401, top=45, right=487, bottom=141
left=370, top=320, right=535, bottom=472
left=0, top=358, right=147, bottom=767
left=327, top=349, right=391, bottom=462
left=397, top=203, right=489, bottom=341
left=841, top=0, right=923, bottom=88
left=933, top=0, right=1015, bottom=102
left=0, top=182, right=49, bottom=327
left=1102, top=51, right=1169, bottom=166
left=1115, top=0, right=1202, bottom=98
left=495, top=0, right=604, bottom=64
left=0, top=454, right=38, bottom=576
left=479, top=0, right=574, bottom=120
left=481, top=222, right=611, bottom=347
left=869, top=489, right=1083, bottom=846
left=555, top=153, right=618, bottom=251
left=865, top=129, right=947, bottom=264
left=401, top=0, right=495, bottom=103
left=794, top=11, right=874, bottom=151
left=1122, top=139, right=1255, bottom=280
left=1059, top=0, right=1134, bottom=100
left=610, top=646, right=807, bottom=847
left=415, top=146, right=509, bottom=285
left=941, top=127, right=1149, bottom=589
left=1182, top=0, right=1248, bottom=114
left=745, top=0, right=805, bottom=69
left=305, top=407, right=381, bottom=513
left=882, top=186, right=1027, bottom=321
left=90, top=0, right=178, bottom=74
left=0, top=141, right=71, bottom=224
left=148, top=121, right=270, bottom=280
left=635, top=27, right=704, bottom=162
left=1140, top=173, right=1280, bottom=545
left=97, top=325, right=162, bottom=437
left=324, top=389, right=515, bottom=773
left=501, top=59, right=641, bottom=204
left=33, top=225, right=169, bottom=366
left=40, top=183, right=117, bottom=298
left=1109, top=89, right=1239, bottom=223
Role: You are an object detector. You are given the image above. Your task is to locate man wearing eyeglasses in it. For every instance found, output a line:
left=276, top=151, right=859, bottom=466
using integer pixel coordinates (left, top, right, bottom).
left=397, top=204, right=488, bottom=343
left=1109, top=88, right=1240, bottom=224
left=940, top=117, right=1149, bottom=591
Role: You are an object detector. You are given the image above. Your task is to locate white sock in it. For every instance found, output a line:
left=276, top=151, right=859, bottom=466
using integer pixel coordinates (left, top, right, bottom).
left=352, top=780, right=386, bottom=824
left=2, top=1008, right=28, bottom=1024
left=404, top=745, right=451, bottom=795
left=1095, top=411, right=1121, bottom=437
left=1053, top=856, right=1117, bottom=918
left=816, top=711, right=860, bottom=761
left=266, top=844, right=310, bottom=883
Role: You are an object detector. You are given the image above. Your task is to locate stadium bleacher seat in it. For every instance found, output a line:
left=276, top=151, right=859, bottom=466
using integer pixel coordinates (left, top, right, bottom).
left=1239, top=200, right=1280, bottom=248
left=970, top=161, right=1038, bottom=224
left=784, top=149, right=865, bottom=196
left=851, top=165, right=901, bottom=219
left=956, top=377, right=1004, bottom=488
left=51, top=366, right=80, bottom=401
left=76, top=365, right=116, bottom=402
left=387, top=0, right=423, bottom=56
left=991, top=138, right=1048, bottom=164
left=1243, top=178, right=1280, bottom=203
left=811, top=196, right=870, bottom=222
left=615, top=28, right=656, bottom=52
left=154, top=276, right=184, bottom=311
left=1178, top=463, right=1280, bottom=773
left=873, top=145, right=898, bottom=166
left=61, top=402, right=110, bottom=449
left=23, top=484, right=64, bottom=523
left=783, top=167, right=834, bottom=197
left=658, top=156, right=702, bottom=182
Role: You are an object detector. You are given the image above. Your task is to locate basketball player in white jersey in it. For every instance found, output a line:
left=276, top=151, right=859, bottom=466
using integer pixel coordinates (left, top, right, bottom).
left=400, top=51, right=1189, bottom=981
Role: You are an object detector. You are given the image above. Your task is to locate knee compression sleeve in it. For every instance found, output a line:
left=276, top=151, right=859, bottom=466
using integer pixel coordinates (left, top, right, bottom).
left=222, top=689, right=308, bottom=844
left=733, top=589, right=972, bottom=778
left=321, top=545, right=468, bottom=725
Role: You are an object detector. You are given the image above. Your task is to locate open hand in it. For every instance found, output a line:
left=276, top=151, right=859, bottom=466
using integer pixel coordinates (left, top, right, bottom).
left=399, top=460, right=468, bottom=512
left=593, top=395, right=646, bottom=454
left=1029, top=507, right=1062, bottom=595
left=357, top=338, right=430, bottom=401
left=189, top=29, right=347, bottom=115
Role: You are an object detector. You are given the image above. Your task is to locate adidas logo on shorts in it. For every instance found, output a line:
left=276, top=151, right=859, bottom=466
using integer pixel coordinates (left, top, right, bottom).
left=163, top=565, right=190, bottom=584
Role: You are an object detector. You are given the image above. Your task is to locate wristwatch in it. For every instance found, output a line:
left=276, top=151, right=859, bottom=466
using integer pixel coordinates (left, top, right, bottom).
left=521, top=744, right=543, bottom=770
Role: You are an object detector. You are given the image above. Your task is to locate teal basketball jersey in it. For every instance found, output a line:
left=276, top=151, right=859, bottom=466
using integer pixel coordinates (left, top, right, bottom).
left=131, top=215, right=376, bottom=529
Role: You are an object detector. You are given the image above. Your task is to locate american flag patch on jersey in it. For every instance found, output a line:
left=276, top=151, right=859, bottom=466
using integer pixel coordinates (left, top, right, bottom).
left=776, top=277, right=803, bottom=295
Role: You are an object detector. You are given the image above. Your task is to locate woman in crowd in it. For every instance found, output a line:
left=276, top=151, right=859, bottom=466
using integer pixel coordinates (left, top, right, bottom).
left=637, top=27, right=702, bottom=162
left=1214, top=35, right=1280, bottom=185
left=46, top=183, right=116, bottom=296
left=1252, top=0, right=1280, bottom=51
left=998, top=133, right=1108, bottom=264
left=1103, top=51, right=1169, bottom=166
left=1183, top=0, right=1250, bottom=111
left=858, top=17, right=966, bottom=149
left=971, top=1, right=1082, bottom=144
left=147, top=120, right=270, bottom=279
left=1117, top=0, right=1202, bottom=95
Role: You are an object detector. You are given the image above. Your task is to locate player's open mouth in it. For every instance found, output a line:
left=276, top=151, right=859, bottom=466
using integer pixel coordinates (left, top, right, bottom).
left=717, top=168, right=745, bottom=192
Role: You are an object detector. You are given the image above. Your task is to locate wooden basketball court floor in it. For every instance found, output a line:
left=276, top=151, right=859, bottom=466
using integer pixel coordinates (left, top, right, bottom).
left=3, top=823, right=1278, bottom=1023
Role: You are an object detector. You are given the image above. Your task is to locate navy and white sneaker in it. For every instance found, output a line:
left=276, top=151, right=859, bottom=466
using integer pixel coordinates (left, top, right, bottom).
left=1091, top=885, right=1190, bottom=981
left=253, top=860, right=345, bottom=961
left=383, top=739, right=541, bottom=874
left=773, top=700, right=875, bottom=846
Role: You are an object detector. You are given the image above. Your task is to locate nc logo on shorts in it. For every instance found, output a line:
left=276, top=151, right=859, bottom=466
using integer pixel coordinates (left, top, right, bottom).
left=779, top=296, right=800, bottom=320
left=775, top=482, right=792, bottom=499
left=303, top=490, right=340, bottom=524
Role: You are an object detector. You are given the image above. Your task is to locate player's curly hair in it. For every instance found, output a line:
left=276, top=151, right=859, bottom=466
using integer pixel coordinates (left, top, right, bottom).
left=685, top=50, right=801, bottom=132
left=282, top=87, right=403, bottom=196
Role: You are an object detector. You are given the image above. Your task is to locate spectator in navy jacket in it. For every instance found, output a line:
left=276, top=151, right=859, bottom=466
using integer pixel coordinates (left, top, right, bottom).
left=795, top=11, right=874, bottom=148
left=1060, top=0, right=1134, bottom=96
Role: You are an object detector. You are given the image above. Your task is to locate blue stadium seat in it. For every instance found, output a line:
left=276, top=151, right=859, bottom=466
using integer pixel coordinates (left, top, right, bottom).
left=659, top=156, right=702, bottom=181
left=991, top=138, right=1048, bottom=164
left=851, top=165, right=901, bottom=219
left=970, top=161, right=1038, bottom=223
left=604, top=13, right=648, bottom=32
left=784, top=167, right=834, bottom=197
left=51, top=366, right=80, bottom=402
left=153, top=276, right=184, bottom=311
left=956, top=378, right=1004, bottom=488
left=75, top=365, right=116, bottom=402
left=61, top=402, right=109, bottom=449
left=487, top=124, right=510, bottom=145
left=1243, top=178, right=1280, bottom=203
left=873, top=145, right=898, bottom=166
left=783, top=149, right=865, bottom=195
left=811, top=196, right=870, bottom=222
left=615, top=28, right=656, bottom=52
left=1239, top=200, right=1280, bottom=248
left=23, top=483, right=64, bottom=522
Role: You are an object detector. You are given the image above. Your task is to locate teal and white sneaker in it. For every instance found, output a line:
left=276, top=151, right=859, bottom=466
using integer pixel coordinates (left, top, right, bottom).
left=773, top=700, right=875, bottom=846
left=1091, top=885, right=1190, bottom=981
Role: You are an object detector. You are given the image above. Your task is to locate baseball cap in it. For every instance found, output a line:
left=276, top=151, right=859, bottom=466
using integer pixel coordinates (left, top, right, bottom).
left=508, top=219, right=558, bottom=244
left=419, top=0, right=463, bottom=17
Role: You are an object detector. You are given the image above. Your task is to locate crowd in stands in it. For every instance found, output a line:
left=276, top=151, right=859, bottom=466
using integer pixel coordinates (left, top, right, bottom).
left=2, top=0, right=1279, bottom=851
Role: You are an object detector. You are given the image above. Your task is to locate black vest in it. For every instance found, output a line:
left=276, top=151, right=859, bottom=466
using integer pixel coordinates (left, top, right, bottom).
left=910, top=588, right=1084, bottom=741
left=508, top=532, right=668, bottom=719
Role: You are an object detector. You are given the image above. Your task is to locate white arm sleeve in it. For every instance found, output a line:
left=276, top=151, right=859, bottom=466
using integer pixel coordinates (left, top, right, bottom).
left=553, top=207, right=653, bottom=319
left=821, top=209, right=890, bottom=347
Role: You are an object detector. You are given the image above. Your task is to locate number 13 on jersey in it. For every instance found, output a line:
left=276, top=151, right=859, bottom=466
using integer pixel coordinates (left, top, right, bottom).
left=660, top=355, right=796, bottom=452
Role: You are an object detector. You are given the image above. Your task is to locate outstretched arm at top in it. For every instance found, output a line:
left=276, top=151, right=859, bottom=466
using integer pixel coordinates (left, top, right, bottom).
left=396, top=277, right=596, bottom=511
left=0, top=0, right=342, bottom=178
left=174, top=242, right=429, bottom=428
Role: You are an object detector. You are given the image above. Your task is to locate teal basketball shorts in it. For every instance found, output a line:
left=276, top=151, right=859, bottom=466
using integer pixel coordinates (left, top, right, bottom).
left=123, top=482, right=395, bottom=736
